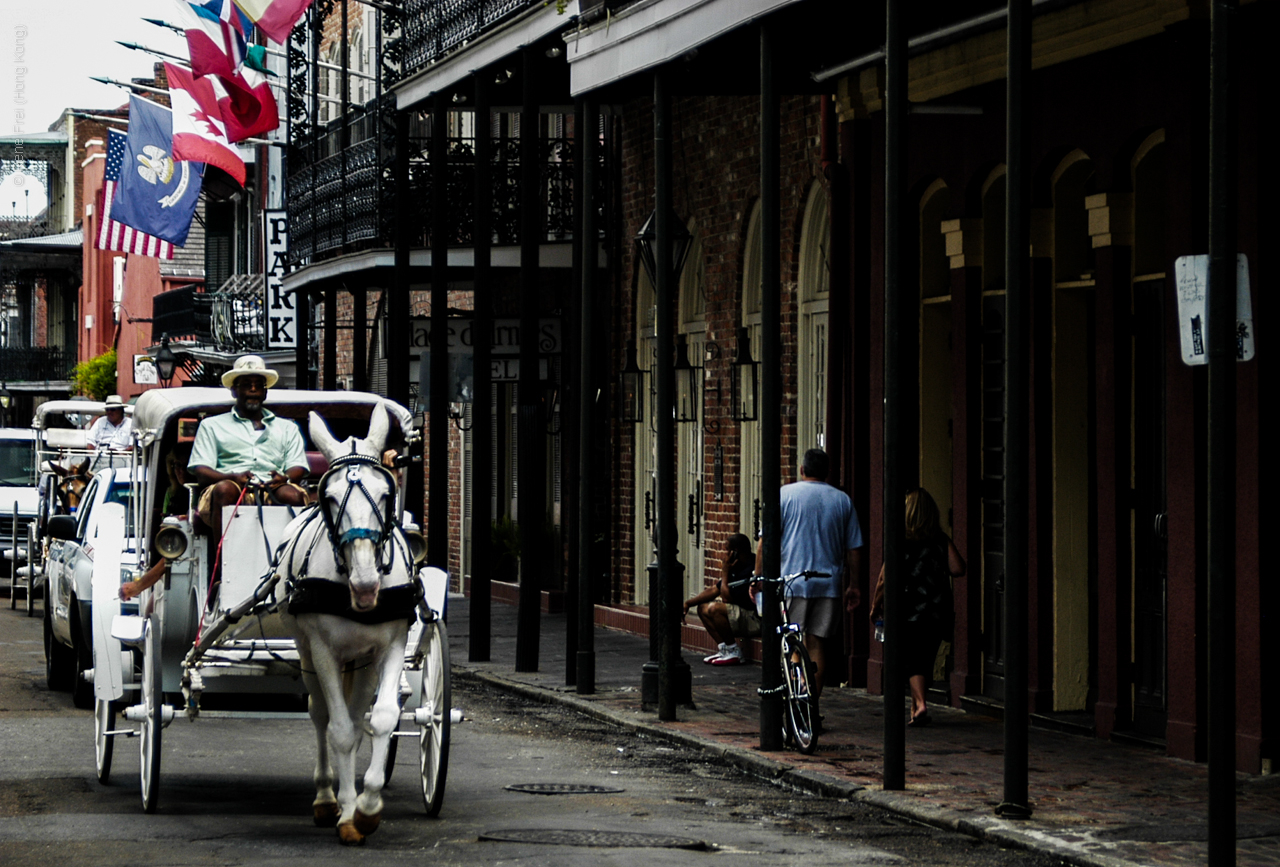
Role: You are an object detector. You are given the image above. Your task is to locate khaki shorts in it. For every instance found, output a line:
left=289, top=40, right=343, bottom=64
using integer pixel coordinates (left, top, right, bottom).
left=726, top=603, right=762, bottom=638
left=785, top=596, right=840, bottom=639
left=197, top=481, right=308, bottom=526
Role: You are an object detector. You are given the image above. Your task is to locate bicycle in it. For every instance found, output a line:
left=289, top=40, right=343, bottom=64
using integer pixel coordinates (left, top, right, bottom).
left=731, top=570, right=830, bottom=754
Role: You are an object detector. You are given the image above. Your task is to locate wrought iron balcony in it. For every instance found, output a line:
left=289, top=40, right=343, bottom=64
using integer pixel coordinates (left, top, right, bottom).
left=401, top=0, right=536, bottom=78
left=0, top=346, right=71, bottom=382
left=287, top=95, right=592, bottom=267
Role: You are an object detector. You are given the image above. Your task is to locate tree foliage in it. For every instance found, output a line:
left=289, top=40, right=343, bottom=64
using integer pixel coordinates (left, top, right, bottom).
left=72, top=349, right=118, bottom=401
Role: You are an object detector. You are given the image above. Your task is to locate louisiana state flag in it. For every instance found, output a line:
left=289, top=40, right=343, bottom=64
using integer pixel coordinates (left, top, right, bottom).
left=110, top=96, right=204, bottom=247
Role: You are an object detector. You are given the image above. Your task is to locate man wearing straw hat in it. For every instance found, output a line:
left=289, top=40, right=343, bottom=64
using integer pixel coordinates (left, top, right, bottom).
left=86, top=394, right=133, bottom=450
left=188, top=354, right=309, bottom=533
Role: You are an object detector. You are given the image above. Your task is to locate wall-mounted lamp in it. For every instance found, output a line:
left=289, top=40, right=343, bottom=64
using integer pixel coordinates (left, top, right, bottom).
left=447, top=402, right=473, bottom=431
left=0, top=382, right=11, bottom=427
left=731, top=326, right=758, bottom=422
left=154, top=337, right=178, bottom=388
left=545, top=46, right=563, bottom=59
left=619, top=340, right=644, bottom=423
left=673, top=334, right=699, bottom=424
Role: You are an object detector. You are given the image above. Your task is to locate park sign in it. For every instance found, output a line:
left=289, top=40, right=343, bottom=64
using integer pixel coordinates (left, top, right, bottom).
left=264, top=210, right=295, bottom=349
left=1174, top=253, right=1254, bottom=366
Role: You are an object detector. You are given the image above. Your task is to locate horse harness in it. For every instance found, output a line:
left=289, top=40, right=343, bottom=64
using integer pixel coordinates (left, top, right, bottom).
left=277, top=446, right=421, bottom=624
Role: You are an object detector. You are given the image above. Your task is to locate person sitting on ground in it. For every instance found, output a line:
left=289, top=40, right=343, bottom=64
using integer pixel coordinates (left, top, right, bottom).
left=86, top=395, right=132, bottom=450
left=188, top=355, right=309, bottom=535
left=684, top=533, right=761, bottom=666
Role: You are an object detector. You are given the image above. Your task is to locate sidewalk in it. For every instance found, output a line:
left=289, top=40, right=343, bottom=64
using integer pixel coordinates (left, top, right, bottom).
left=446, top=594, right=1280, bottom=867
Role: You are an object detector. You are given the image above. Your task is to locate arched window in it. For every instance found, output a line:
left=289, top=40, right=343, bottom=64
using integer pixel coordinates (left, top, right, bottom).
left=796, top=182, right=829, bottom=464
left=918, top=180, right=952, bottom=533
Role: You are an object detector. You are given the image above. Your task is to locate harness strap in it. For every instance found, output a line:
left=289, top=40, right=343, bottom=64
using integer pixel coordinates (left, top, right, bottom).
left=286, top=578, right=420, bottom=625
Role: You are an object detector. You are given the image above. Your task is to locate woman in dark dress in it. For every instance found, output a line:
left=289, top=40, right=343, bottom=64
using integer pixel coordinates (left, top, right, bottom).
left=871, top=488, right=966, bottom=726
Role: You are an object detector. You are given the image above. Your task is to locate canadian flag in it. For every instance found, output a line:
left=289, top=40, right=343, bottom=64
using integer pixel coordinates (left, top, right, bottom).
left=165, top=62, right=245, bottom=186
left=215, top=67, right=280, bottom=143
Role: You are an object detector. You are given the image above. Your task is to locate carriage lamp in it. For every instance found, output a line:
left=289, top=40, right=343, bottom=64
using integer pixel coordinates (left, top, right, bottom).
left=673, top=334, right=699, bottom=424
left=154, top=338, right=178, bottom=388
left=731, top=326, right=758, bottom=422
left=620, top=340, right=644, bottom=423
left=154, top=520, right=189, bottom=560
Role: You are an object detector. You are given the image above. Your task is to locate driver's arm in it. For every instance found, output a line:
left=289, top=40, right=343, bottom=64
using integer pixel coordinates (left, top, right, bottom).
left=191, top=464, right=251, bottom=486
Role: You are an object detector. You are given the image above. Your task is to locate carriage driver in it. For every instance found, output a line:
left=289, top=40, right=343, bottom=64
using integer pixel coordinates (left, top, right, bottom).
left=188, top=355, right=310, bottom=535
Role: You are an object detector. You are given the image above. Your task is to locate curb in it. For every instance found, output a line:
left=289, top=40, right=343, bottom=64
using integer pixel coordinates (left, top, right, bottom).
left=454, top=665, right=1145, bottom=867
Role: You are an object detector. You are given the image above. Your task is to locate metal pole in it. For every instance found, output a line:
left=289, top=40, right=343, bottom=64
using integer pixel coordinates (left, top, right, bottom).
left=758, top=24, right=784, bottom=751
left=515, top=48, right=544, bottom=672
left=1207, top=0, right=1238, bottom=862
left=429, top=93, right=450, bottom=571
left=469, top=73, right=494, bottom=663
left=565, top=97, right=584, bottom=688
left=577, top=94, right=598, bottom=694
left=389, top=110, right=411, bottom=409
left=882, top=0, right=906, bottom=791
left=998, top=0, right=1033, bottom=819
left=654, top=68, right=682, bottom=722
left=323, top=285, right=337, bottom=389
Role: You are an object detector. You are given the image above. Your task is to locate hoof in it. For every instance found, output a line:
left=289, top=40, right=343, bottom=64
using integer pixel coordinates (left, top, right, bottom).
left=353, top=808, right=382, bottom=836
left=313, top=802, right=340, bottom=828
left=337, top=822, right=366, bottom=845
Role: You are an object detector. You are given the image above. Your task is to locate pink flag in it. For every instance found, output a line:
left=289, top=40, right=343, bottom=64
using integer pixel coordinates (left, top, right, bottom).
left=232, top=0, right=313, bottom=44
left=215, top=68, right=279, bottom=142
left=165, top=62, right=246, bottom=186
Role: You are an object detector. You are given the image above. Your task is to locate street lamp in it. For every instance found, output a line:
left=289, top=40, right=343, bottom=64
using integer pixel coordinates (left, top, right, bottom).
left=731, top=326, right=758, bottom=422
left=673, top=334, right=699, bottom=423
left=619, top=340, right=645, bottom=423
left=154, top=338, right=178, bottom=388
left=0, top=383, right=11, bottom=427
left=635, top=208, right=693, bottom=290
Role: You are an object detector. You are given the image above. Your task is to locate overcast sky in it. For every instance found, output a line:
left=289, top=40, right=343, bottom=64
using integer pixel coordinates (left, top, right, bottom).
left=4, top=0, right=189, bottom=217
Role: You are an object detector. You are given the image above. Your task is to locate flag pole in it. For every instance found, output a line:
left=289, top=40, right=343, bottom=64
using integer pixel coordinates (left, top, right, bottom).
left=116, top=42, right=192, bottom=67
left=90, top=76, right=169, bottom=97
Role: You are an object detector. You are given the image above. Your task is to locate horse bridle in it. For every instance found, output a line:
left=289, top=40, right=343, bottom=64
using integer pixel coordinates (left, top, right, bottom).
left=316, top=446, right=400, bottom=575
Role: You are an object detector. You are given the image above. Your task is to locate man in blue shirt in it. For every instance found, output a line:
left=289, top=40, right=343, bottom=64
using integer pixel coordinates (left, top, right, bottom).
left=757, top=448, right=863, bottom=703
left=189, top=355, right=309, bottom=533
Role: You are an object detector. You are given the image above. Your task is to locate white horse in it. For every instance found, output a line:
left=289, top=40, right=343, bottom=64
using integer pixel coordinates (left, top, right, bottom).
left=278, top=406, right=419, bottom=844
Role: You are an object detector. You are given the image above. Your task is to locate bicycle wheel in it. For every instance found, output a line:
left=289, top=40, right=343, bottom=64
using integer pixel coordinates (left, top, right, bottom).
left=781, top=635, right=818, bottom=754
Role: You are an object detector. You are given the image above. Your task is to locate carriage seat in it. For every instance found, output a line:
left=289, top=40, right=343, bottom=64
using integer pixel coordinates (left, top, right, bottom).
left=44, top=429, right=89, bottom=450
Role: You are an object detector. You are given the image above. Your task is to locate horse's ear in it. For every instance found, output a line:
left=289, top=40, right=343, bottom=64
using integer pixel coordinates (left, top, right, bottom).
left=365, top=404, right=390, bottom=455
left=76, top=458, right=90, bottom=475
left=309, top=411, right=341, bottom=459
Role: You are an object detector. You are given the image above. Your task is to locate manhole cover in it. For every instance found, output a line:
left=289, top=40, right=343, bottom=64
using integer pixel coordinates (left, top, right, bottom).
left=505, top=783, right=625, bottom=795
left=479, top=829, right=707, bottom=849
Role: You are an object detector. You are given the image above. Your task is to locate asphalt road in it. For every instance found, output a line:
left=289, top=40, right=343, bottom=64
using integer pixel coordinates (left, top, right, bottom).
left=0, top=599, right=1065, bottom=867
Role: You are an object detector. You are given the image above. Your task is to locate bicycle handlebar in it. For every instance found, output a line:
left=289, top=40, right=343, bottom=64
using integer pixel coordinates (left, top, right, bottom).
left=727, top=570, right=831, bottom=589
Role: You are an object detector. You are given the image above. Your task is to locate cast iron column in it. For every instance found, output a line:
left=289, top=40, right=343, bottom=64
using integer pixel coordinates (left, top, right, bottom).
left=469, top=74, right=494, bottom=662
left=999, top=0, right=1033, bottom=819
left=882, top=0, right=906, bottom=790
left=1207, top=0, right=1238, bottom=861
left=429, top=94, right=449, bottom=570
left=388, top=109, right=410, bottom=410
left=515, top=48, right=545, bottom=672
left=576, top=94, right=598, bottom=693
left=758, top=24, right=783, bottom=751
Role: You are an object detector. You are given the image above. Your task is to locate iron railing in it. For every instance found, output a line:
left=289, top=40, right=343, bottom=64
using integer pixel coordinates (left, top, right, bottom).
left=193, top=275, right=267, bottom=353
left=287, top=100, right=590, bottom=266
left=401, top=0, right=534, bottom=78
left=0, top=346, right=71, bottom=382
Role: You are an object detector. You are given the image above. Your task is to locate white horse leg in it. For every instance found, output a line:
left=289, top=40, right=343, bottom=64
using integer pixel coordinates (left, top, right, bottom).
left=354, top=630, right=409, bottom=833
left=302, top=662, right=339, bottom=827
left=305, top=640, right=364, bottom=843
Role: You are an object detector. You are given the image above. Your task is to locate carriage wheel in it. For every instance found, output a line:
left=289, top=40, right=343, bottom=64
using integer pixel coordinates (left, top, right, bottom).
left=140, top=613, right=163, bottom=813
left=95, top=697, right=116, bottom=784
left=418, top=620, right=451, bottom=817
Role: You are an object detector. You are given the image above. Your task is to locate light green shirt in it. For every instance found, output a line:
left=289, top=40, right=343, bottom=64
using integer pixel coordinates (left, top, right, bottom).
left=188, top=407, right=308, bottom=483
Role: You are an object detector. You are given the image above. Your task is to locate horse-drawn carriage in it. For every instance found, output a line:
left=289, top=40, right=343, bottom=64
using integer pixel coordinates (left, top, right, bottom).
left=78, top=388, right=451, bottom=841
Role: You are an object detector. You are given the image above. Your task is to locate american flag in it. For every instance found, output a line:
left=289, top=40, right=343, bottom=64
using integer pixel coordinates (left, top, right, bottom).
left=95, top=129, right=175, bottom=259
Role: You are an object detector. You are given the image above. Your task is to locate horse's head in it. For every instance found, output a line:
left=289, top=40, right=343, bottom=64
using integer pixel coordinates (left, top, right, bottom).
left=309, top=406, right=396, bottom=613
left=57, top=458, right=92, bottom=512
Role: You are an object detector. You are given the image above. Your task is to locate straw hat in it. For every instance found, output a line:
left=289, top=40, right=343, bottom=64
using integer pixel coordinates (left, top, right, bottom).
left=104, top=394, right=126, bottom=409
left=221, top=354, right=279, bottom=389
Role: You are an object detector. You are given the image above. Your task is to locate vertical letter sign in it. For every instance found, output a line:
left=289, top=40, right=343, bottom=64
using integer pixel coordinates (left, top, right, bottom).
left=1174, top=253, right=1255, bottom=366
left=264, top=210, right=295, bottom=349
